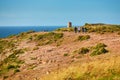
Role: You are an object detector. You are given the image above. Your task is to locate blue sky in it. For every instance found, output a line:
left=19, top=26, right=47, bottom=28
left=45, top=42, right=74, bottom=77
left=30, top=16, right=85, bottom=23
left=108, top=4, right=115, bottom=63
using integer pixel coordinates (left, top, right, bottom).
left=0, top=0, right=120, bottom=26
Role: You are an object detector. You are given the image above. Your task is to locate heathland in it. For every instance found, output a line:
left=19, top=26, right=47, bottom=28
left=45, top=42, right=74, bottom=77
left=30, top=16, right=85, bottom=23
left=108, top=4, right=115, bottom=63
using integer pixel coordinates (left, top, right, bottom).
left=0, top=23, right=120, bottom=80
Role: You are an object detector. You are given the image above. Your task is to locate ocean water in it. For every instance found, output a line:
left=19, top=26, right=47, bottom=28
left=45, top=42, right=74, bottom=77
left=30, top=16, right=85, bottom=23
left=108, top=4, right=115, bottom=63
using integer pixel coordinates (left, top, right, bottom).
left=0, top=26, right=64, bottom=38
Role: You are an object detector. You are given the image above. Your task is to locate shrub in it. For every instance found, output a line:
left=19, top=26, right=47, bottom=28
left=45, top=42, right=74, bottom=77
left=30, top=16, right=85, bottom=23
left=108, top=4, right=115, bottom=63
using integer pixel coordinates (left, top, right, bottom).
left=3, top=76, right=8, bottom=79
left=73, top=47, right=89, bottom=55
left=78, top=47, right=89, bottom=54
left=14, top=69, right=20, bottom=73
left=77, top=35, right=90, bottom=41
left=90, top=43, right=108, bottom=56
left=95, top=43, right=107, bottom=48
left=7, top=65, right=16, bottom=70
left=64, top=53, right=69, bottom=56
left=90, top=47, right=108, bottom=56
left=29, top=36, right=33, bottom=40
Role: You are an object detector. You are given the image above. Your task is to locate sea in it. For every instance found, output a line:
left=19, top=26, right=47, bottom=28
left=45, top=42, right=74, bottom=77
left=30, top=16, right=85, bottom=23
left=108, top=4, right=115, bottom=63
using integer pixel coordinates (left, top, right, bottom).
left=0, top=26, right=65, bottom=38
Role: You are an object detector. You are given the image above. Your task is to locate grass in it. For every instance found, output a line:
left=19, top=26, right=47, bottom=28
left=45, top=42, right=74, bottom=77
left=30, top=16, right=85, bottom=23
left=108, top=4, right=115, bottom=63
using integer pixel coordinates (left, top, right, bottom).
left=56, top=27, right=74, bottom=32
left=77, top=35, right=90, bottom=41
left=7, top=30, right=35, bottom=38
left=35, top=32, right=63, bottom=46
left=72, top=43, right=108, bottom=57
left=84, top=23, right=120, bottom=33
left=0, top=49, right=24, bottom=76
left=33, top=46, right=39, bottom=50
left=41, top=56, right=120, bottom=80
left=0, top=39, right=15, bottom=54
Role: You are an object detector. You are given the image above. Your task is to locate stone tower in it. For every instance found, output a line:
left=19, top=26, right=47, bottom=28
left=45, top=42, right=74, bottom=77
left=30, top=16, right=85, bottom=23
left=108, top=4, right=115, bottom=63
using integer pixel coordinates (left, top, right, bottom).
left=67, top=22, right=72, bottom=28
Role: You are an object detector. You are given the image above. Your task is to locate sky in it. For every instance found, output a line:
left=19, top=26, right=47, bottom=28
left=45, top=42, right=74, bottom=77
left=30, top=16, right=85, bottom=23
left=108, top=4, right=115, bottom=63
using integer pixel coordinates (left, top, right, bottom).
left=0, top=0, right=120, bottom=26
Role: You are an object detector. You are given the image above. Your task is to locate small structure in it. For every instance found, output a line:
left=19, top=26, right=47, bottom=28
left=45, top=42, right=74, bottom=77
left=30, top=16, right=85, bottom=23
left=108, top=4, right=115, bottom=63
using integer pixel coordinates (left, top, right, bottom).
left=67, top=22, right=72, bottom=28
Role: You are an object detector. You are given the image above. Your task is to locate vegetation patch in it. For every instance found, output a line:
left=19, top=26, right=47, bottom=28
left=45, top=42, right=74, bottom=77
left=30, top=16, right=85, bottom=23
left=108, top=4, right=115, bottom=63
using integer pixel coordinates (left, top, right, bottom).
left=78, top=47, right=89, bottom=54
left=33, top=46, right=39, bottom=50
left=30, top=57, right=37, bottom=60
left=63, top=53, right=69, bottom=56
left=77, top=35, right=90, bottom=41
left=90, top=43, right=108, bottom=56
left=73, top=47, right=89, bottom=55
left=0, top=40, right=15, bottom=54
left=0, top=49, right=24, bottom=77
left=16, top=32, right=28, bottom=39
left=85, top=23, right=120, bottom=33
left=26, top=30, right=35, bottom=34
left=73, top=43, right=108, bottom=56
left=118, top=31, right=120, bottom=35
left=41, top=56, right=120, bottom=80
left=35, top=32, right=63, bottom=46
left=56, top=27, right=74, bottom=32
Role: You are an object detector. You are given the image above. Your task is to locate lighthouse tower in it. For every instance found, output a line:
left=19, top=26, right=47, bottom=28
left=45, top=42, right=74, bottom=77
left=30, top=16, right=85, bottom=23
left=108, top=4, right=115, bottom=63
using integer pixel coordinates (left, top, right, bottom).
left=67, top=22, right=72, bottom=28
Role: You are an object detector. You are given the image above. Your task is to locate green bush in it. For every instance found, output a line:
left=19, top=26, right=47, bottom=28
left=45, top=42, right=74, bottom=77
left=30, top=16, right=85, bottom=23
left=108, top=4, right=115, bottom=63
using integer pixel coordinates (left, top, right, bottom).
left=29, top=36, right=33, bottom=40
left=14, top=69, right=20, bottom=73
left=64, top=53, right=69, bottom=56
left=78, top=47, right=89, bottom=54
left=7, top=65, right=16, bottom=70
left=77, top=35, right=90, bottom=41
left=90, top=43, right=108, bottom=56
left=73, top=47, right=89, bottom=55
left=95, top=43, right=107, bottom=48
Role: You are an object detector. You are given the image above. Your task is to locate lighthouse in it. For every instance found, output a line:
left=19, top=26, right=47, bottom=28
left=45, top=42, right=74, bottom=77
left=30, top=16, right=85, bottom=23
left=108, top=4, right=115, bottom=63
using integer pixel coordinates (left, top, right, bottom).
left=67, top=22, right=72, bottom=28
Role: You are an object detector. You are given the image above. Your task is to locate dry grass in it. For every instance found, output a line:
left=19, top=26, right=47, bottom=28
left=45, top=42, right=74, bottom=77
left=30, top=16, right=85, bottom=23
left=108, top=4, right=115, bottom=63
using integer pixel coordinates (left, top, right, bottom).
left=41, top=55, right=120, bottom=80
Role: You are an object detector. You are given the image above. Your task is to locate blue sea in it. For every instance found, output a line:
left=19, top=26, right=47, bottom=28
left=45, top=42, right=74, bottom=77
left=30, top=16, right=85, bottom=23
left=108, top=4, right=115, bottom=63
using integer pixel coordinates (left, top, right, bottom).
left=0, top=26, right=65, bottom=38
